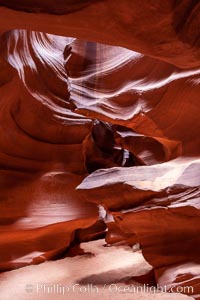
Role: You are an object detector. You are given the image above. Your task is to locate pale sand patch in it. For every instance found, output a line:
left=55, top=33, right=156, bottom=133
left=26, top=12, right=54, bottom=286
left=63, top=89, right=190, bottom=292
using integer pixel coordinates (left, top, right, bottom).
left=0, top=239, right=193, bottom=300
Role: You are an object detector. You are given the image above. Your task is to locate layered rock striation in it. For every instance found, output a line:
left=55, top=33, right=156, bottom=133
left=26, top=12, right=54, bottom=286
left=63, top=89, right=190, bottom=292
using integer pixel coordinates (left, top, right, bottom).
left=0, top=1, right=199, bottom=298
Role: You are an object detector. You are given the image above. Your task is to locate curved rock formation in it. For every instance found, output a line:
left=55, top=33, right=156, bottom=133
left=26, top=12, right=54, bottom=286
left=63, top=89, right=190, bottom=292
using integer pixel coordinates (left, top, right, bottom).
left=0, top=1, right=199, bottom=299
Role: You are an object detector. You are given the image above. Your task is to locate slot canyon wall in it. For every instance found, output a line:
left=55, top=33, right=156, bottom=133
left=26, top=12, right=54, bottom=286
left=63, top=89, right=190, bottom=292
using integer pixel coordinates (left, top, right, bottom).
left=0, top=1, right=199, bottom=299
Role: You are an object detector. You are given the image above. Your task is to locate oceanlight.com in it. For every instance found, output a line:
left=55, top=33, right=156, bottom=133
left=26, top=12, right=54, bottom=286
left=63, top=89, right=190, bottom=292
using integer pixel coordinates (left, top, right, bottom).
left=25, top=282, right=194, bottom=295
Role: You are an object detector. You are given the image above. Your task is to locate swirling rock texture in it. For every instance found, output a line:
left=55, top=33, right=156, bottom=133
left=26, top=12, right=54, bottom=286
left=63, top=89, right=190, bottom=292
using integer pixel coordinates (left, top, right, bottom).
left=0, top=1, right=199, bottom=299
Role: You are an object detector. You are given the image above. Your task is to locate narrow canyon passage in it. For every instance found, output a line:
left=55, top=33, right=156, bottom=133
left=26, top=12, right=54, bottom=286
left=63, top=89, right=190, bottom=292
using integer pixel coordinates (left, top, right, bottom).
left=0, top=1, right=199, bottom=299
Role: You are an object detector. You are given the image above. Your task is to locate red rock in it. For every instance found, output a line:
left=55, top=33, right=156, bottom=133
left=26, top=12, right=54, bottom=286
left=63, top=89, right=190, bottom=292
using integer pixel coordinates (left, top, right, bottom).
left=0, top=1, right=199, bottom=298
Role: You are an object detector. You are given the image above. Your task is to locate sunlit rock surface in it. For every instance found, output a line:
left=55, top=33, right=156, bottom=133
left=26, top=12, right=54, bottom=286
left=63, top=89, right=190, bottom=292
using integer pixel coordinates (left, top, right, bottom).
left=0, top=1, right=199, bottom=299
